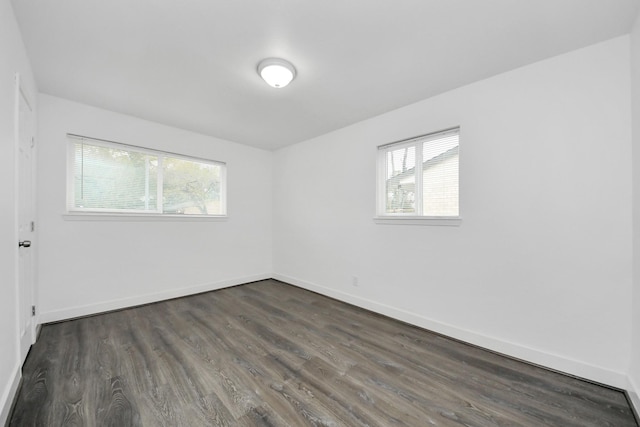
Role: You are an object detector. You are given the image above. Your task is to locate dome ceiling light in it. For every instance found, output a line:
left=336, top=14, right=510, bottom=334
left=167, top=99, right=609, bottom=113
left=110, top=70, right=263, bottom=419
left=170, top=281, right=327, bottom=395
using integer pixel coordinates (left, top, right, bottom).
left=257, top=58, right=296, bottom=88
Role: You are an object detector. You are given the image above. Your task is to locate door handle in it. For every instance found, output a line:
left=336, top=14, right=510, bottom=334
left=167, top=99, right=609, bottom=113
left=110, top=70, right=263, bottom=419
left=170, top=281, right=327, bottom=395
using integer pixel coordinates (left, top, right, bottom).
left=18, top=240, right=31, bottom=248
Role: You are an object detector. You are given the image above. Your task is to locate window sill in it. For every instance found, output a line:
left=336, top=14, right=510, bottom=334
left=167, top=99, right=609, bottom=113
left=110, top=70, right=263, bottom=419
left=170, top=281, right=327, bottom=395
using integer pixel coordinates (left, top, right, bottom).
left=373, top=216, right=461, bottom=226
left=63, top=212, right=229, bottom=222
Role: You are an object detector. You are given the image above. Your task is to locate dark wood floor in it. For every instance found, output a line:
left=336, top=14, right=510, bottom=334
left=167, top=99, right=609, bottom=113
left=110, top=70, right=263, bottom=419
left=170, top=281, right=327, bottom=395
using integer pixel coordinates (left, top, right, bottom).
left=8, top=279, right=638, bottom=426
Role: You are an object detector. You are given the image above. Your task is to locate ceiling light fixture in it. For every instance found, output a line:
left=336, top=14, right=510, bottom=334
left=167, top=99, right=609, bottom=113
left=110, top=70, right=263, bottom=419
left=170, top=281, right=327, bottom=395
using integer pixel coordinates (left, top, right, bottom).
left=257, top=58, right=296, bottom=88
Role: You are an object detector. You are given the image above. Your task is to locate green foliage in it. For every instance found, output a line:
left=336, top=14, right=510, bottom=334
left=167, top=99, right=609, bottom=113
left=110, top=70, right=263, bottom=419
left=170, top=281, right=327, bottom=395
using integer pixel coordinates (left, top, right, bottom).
left=75, top=144, right=158, bottom=211
left=74, top=143, right=221, bottom=214
left=162, top=157, right=221, bottom=214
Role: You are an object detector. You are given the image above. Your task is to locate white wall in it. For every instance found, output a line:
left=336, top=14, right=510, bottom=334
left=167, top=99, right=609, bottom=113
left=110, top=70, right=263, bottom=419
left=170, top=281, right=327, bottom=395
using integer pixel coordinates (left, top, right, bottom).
left=3, top=9, right=635, bottom=421
left=0, top=0, right=37, bottom=424
left=273, top=36, right=633, bottom=387
left=630, top=8, right=640, bottom=415
left=36, top=94, right=273, bottom=322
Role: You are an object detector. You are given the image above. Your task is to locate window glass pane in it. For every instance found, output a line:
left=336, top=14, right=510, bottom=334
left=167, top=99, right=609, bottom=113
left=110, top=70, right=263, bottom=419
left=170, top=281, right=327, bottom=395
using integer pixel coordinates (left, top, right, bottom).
left=162, top=157, right=223, bottom=215
left=74, top=142, right=158, bottom=211
left=378, top=128, right=459, bottom=219
left=422, top=134, right=459, bottom=216
left=69, top=136, right=227, bottom=216
left=385, top=145, right=416, bottom=213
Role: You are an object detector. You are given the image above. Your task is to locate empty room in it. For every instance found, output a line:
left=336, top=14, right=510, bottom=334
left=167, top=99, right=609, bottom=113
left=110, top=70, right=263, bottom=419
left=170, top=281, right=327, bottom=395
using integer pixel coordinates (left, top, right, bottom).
left=2, top=0, right=640, bottom=425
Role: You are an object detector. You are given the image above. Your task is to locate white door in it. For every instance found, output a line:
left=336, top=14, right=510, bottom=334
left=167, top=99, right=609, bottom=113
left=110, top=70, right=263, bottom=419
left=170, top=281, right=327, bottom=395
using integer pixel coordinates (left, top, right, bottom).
left=16, top=73, right=35, bottom=361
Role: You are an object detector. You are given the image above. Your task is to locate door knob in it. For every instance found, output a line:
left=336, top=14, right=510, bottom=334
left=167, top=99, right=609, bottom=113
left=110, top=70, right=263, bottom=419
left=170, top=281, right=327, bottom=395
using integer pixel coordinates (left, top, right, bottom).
left=18, top=240, right=31, bottom=248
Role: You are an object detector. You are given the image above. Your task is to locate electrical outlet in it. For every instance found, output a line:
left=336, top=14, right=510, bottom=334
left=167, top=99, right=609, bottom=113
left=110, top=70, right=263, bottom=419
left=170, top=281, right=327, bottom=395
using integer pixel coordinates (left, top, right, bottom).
left=351, top=275, right=359, bottom=287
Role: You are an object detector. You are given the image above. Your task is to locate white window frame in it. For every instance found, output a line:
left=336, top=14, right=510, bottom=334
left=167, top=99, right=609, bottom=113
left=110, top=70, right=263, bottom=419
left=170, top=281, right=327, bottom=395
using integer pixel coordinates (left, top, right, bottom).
left=375, top=127, right=461, bottom=226
left=65, top=134, right=227, bottom=220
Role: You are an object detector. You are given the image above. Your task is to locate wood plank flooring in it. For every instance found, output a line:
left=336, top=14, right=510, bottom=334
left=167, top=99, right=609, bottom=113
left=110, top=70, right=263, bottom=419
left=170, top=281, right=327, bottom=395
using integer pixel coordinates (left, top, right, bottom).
left=8, top=279, right=638, bottom=426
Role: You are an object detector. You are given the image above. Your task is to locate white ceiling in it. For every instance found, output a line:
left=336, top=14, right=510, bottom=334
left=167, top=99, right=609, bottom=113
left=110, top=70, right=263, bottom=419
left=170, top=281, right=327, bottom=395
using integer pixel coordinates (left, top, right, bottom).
left=11, top=0, right=639, bottom=150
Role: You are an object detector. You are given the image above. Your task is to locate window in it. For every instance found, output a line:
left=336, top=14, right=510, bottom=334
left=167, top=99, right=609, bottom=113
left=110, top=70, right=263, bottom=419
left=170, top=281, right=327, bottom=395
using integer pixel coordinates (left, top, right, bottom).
left=376, top=127, right=459, bottom=223
left=67, top=135, right=226, bottom=216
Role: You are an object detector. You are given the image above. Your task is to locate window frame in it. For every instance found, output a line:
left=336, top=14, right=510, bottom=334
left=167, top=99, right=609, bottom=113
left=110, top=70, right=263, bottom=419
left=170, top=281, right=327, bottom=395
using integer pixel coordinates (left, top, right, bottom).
left=375, top=127, right=461, bottom=226
left=65, top=134, right=227, bottom=220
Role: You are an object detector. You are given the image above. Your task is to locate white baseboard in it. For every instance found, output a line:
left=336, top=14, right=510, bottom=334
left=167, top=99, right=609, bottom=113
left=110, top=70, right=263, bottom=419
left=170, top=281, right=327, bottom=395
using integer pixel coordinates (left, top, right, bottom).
left=628, top=376, right=640, bottom=421
left=273, top=273, right=628, bottom=390
left=39, top=273, right=271, bottom=323
left=0, top=363, right=21, bottom=427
